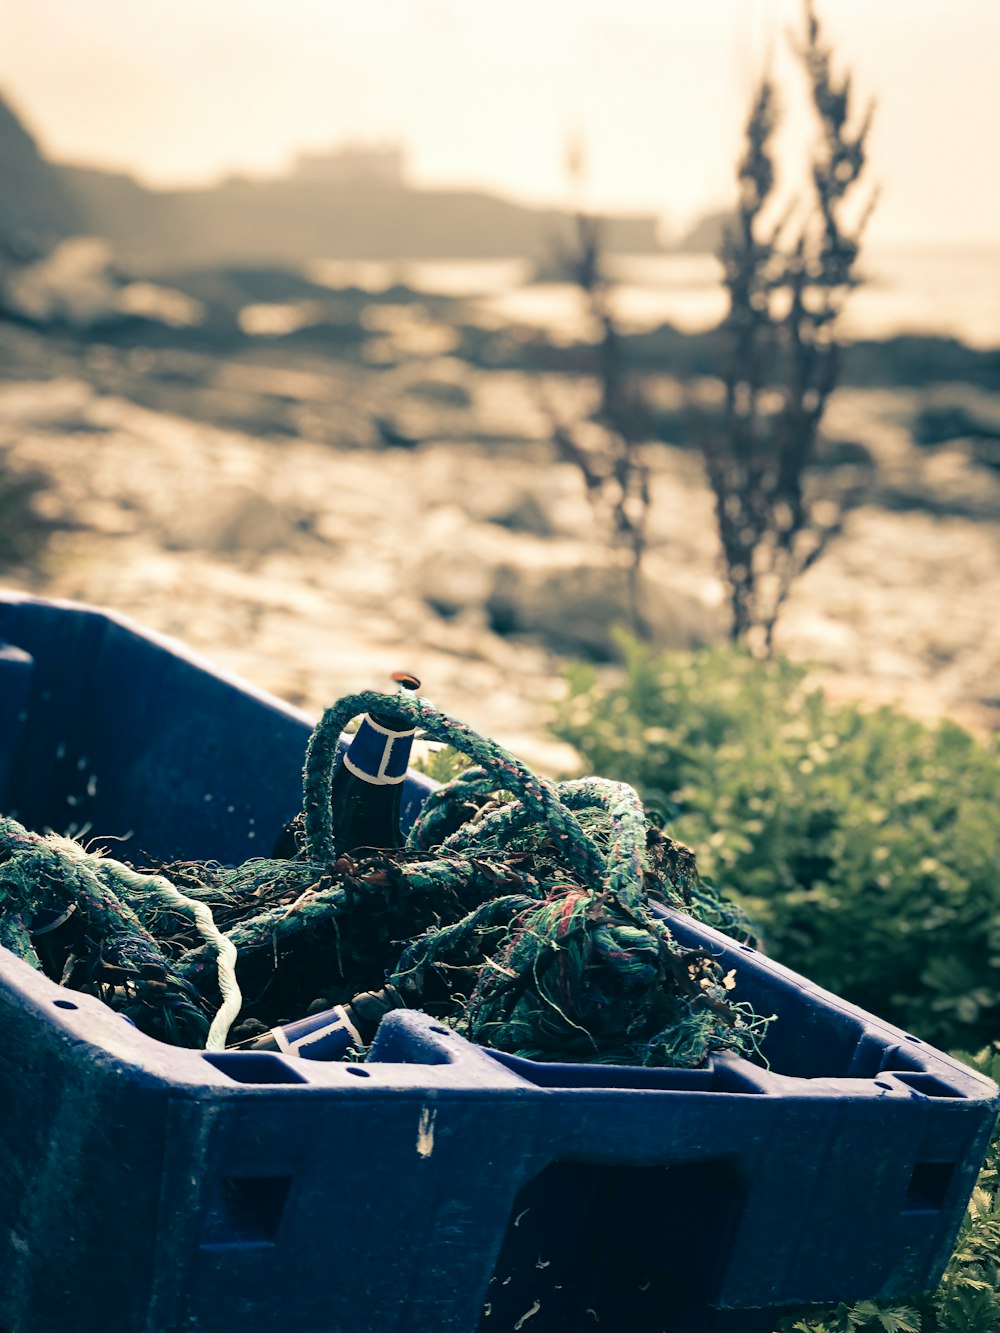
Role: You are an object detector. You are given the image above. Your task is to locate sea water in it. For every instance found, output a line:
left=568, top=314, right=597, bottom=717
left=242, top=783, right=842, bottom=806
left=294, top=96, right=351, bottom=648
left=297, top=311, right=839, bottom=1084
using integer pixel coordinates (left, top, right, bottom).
left=307, top=244, right=1000, bottom=349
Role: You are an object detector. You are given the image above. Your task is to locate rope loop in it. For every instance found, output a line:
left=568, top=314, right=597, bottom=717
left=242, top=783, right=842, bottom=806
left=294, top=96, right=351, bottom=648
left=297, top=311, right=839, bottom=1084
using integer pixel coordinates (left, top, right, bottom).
left=303, top=690, right=609, bottom=886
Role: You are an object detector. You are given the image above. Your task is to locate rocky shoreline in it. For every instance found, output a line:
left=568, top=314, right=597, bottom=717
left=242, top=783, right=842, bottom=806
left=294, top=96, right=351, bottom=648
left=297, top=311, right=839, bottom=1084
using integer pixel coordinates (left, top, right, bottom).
left=0, top=318, right=997, bottom=774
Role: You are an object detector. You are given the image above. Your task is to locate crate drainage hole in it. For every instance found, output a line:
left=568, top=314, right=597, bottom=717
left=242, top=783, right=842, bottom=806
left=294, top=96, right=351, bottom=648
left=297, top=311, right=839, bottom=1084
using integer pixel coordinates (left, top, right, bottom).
left=903, top=1161, right=955, bottom=1213
left=201, top=1175, right=292, bottom=1246
left=53, top=999, right=78, bottom=1010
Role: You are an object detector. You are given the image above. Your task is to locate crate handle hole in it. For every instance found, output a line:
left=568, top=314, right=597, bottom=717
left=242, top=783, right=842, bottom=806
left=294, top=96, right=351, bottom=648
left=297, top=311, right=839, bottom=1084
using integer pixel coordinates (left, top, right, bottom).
left=903, top=1161, right=955, bottom=1213
left=481, top=1157, right=747, bottom=1329
left=201, top=1174, right=292, bottom=1246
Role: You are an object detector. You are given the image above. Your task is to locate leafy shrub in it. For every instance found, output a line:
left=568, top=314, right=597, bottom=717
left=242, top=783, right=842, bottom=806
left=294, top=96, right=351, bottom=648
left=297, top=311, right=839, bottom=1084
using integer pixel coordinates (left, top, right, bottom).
left=553, top=643, right=1000, bottom=1052
left=412, top=742, right=472, bottom=785
left=777, top=1044, right=1000, bottom=1333
left=781, top=1300, right=921, bottom=1332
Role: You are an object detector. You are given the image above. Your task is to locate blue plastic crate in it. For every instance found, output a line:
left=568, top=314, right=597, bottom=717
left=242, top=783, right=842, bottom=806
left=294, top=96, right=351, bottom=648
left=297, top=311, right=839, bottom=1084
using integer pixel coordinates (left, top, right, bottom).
left=0, top=591, right=996, bottom=1333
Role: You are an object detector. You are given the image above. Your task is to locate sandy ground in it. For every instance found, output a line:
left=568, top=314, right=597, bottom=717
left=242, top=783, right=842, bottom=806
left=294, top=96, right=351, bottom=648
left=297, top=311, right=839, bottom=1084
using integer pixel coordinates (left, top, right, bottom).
left=0, top=351, right=997, bottom=775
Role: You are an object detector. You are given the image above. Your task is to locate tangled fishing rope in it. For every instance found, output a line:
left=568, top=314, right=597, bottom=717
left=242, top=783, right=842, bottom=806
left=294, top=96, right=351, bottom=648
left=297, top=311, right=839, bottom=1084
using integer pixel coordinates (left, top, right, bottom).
left=0, top=689, right=773, bottom=1068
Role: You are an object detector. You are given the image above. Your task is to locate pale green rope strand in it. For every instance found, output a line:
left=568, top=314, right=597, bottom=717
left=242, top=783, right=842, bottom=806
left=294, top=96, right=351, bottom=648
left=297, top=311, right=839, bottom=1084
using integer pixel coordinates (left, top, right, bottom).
left=53, top=837, right=241, bottom=1051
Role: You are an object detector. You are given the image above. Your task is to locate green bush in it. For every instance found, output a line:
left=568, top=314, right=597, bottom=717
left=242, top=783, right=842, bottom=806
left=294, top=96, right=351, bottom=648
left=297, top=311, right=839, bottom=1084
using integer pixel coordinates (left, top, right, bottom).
left=553, top=643, right=1000, bottom=1052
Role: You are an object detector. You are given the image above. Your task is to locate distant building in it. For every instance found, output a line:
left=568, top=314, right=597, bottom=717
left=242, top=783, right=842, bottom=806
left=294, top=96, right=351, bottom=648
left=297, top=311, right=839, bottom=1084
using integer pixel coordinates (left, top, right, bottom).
left=292, top=142, right=407, bottom=188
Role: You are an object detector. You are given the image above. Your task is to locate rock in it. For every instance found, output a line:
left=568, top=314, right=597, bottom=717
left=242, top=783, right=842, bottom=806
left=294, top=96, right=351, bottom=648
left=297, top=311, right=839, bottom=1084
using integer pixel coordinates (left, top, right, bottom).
left=398, top=357, right=474, bottom=408
left=416, top=499, right=723, bottom=658
left=117, top=282, right=205, bottom=329
left=360, top=303, right=459, bottom=361
left=912, top=388, right=1000, bottom=448
left=374, top=413, right=424, bottom=449
left=4, top=238, right=119, bottom=327
left=4, top=238, right=203, bottom=332
left=486, top=557, right=724, bottom=659
left=162, top=483, right=300, bottom=557
left=417, top=532, right=496, bottom=619
left=484, top=490, right=556, bottom=537
left=813, top=436, right=876, bottom=468
left=969, top=437, right=1000, bottom=473
left=0, top=377, right=95, bottom=429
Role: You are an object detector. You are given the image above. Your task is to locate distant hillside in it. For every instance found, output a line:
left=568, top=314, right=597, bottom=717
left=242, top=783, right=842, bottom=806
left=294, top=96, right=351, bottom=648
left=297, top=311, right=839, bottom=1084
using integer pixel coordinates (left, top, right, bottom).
left=0, top=89, right=661, bottom=270
left=63, top=167, right=661, bottom=269
left=0, top=96, right=84, bottom=257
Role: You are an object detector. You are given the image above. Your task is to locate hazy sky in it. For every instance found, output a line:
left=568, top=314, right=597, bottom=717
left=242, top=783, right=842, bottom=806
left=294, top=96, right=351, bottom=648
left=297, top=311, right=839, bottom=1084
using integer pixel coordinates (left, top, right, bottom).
left=1, top=0, right=998, bottom=246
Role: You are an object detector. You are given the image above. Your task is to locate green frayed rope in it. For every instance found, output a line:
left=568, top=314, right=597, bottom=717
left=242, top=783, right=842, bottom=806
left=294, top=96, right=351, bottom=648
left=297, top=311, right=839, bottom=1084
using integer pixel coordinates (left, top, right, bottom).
left=0, top=689, right=770, bottom=1067
left=0, top=817, right=236, bottom=1049
left=303, top=690, right=607, bottom=884
left=299, top=690, right=768, bottom=1066
left=86, top=855, right=241, bottom=1051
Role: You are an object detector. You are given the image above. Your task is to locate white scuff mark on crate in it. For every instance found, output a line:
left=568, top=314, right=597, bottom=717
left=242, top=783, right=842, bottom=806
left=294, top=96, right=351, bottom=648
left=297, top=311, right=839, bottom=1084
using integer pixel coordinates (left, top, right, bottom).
left=513, top=1207, right=530, bottom=1228
left=513, top=1300, right=540, bottom=1329
left=417, top=1105, right=437, bottom=1157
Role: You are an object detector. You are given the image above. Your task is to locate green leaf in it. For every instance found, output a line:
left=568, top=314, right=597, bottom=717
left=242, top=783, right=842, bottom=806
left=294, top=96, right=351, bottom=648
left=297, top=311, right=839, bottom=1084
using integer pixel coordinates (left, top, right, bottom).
left=845, top=1301, right=920, bottom=1332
